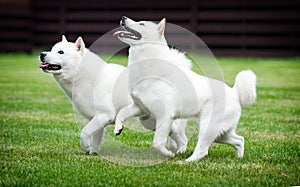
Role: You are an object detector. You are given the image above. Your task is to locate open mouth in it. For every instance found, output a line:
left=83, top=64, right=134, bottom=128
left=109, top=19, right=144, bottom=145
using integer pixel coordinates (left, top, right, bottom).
left=113, top=25, right=142, bottom=40
left=39, top=63, right=62, bottom=72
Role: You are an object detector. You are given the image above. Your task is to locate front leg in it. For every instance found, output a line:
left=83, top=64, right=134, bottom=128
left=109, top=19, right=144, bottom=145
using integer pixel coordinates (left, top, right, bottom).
left=90, top=129, right=104, bottom=154
left=114, top=103, right=143, bottom=135
left=153, top=117, right=175, bottom=158
left=80, top=114, right=111, bottom=154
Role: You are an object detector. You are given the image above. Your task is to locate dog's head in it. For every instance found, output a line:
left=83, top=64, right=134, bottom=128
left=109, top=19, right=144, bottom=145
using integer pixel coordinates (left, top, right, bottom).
left=113, top=16, right=166, bottom=45
left=39, top=35, right=86, bottom=74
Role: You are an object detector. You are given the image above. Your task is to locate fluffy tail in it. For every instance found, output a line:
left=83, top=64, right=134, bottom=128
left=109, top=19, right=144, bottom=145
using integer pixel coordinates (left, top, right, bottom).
left=169, top=48, right=192, bottom=70
left=233, top=70, right=257, bottom=106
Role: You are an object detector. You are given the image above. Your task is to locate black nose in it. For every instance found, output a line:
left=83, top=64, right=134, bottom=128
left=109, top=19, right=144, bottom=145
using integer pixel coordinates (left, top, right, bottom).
left=40, top=53, right=46, bottom=62
left=121, top=16, right=127, bottom=26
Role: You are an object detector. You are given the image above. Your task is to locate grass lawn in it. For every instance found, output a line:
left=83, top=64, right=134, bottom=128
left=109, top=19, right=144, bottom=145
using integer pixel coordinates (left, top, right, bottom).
left=0, top=53, right=299, bottom=186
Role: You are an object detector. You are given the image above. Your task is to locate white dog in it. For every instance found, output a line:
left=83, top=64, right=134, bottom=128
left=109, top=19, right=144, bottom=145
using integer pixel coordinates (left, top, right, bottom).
left=114, top=16, right=257, bottom=162
left=39, top=35, right=188, bottom=155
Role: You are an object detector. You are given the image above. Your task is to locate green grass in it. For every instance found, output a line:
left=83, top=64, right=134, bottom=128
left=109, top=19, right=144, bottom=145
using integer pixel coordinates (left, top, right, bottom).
left=1, top=53, right=299, bottom=186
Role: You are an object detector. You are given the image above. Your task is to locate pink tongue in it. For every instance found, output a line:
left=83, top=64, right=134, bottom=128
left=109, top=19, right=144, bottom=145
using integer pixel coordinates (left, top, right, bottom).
left=113, top=31, right=122, bottom=37
left=39, top=64, right=48, bottom=68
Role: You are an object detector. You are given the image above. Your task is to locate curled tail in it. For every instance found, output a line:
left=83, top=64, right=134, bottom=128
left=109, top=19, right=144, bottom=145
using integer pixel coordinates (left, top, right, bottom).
left=234, top=70, right=257, bottom=106
left=169, top=48, right=192, bottom=70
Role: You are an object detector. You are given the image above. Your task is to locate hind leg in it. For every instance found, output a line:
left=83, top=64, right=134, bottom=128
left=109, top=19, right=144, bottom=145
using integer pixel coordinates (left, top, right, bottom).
left=185, top=104, right=223, bottom=162
left=215, top=130, right=244, bottom=158
left=185, top=116, right=211, bottom=162
left=139, top=116, right=187, bottom=153
left=152, top=117, right=175, bottom=158
left=169, top=119, right=188, bottom=153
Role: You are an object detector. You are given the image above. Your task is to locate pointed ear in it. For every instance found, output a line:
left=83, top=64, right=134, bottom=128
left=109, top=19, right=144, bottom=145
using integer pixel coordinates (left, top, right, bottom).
left=157, top=18, right=166, bottom=36
left=62, top=35, right=68, bottom=42
left=75, top=37, right=85, bottom=53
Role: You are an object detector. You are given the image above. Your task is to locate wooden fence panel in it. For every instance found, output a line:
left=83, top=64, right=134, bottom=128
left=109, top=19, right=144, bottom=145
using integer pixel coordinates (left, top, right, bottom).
left=196, top=0, right=300, bottom=56
left=0, top=0, right=299, bottom=56
left=0, top=2, right=32, bottom=52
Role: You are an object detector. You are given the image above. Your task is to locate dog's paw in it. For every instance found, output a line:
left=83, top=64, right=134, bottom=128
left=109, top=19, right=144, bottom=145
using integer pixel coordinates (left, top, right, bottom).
left=176, top=145, right=187, bottom=154
left=185, top=150, right=208, bottom=162
left=165, top=151, right=175, bottom=158
left=114, top=126, right=123, bottom=136
left=236, top=147, right=244, bottom=158
left=80, top=131, right=92, bottom=154
left=114, top=117, right=124, bottom=135
left=158, top=149, right=175, bottom=158
left=88, top=148, right=98, bottom=155
left=185, top=155, right=202, bottom=162
left=83, top=150, right=90, bottom=155
left=153, top=145, right=175, bottom=158
left=82, top=148, right=98, bottom=155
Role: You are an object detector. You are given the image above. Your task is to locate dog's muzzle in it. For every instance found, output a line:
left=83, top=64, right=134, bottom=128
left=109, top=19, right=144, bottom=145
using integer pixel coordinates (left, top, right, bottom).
left=113, top=16, right=142, bottom=40
left=39, top=52, right=62, bottom=72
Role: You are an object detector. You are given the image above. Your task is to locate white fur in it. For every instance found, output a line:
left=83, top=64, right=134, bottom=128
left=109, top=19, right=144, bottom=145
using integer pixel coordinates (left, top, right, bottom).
left=39, top=35, right=188, bottom=155
left=234, top=70, right=257, bottom=106
left=114, top=17, right=257, bottom=161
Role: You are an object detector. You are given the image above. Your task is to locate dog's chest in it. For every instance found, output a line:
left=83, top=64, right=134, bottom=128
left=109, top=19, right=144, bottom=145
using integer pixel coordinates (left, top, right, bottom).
left=72, top=92, right=95, bottom=119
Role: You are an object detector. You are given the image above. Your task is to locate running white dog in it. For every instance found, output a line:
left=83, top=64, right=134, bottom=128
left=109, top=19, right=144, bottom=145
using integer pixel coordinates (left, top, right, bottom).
left=114, top=16, right=256, bottom=162
left=39, top=35, right=188, bottom=155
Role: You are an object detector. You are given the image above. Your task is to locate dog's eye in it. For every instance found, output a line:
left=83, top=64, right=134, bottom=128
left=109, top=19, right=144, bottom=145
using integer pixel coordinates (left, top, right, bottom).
left=139, top=23, right=145, bottom=26
left=58, top=50, right=64, bottom=54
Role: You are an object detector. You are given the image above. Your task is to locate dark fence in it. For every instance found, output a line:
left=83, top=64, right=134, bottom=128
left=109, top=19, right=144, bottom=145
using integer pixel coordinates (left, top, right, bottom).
left=1, top=0, right=299, bottom=56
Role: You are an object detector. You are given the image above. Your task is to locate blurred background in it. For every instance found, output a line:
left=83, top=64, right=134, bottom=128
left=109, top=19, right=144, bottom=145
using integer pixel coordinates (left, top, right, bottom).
left=0, top=0, right=299, bottom=57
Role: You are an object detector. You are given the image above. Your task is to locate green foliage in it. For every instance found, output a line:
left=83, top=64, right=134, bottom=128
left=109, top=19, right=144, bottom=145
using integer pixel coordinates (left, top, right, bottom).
left=0, top=53, right=299, bottom=186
